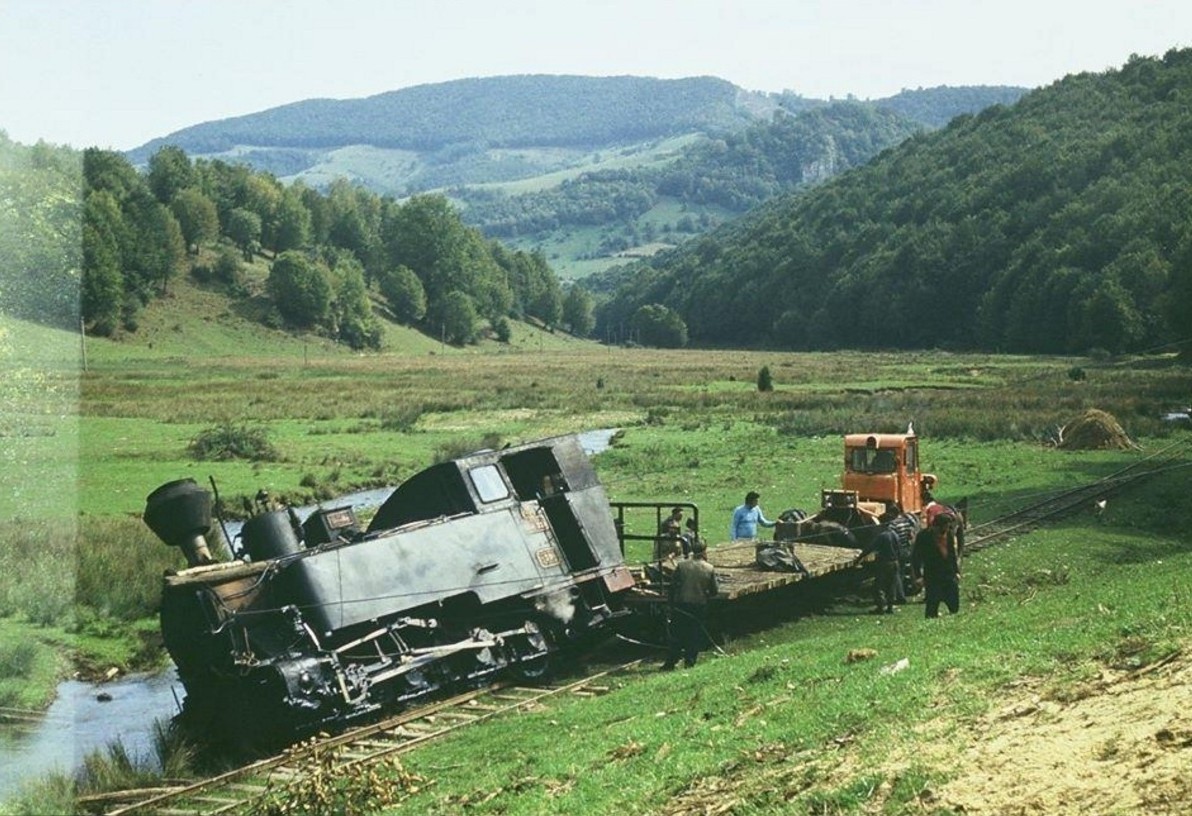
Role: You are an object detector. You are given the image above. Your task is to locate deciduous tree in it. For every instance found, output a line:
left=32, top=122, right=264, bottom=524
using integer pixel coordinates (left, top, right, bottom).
left=267, top=251, right=331, bottom=329
left=438, top=290, right=480, bottom=345
left=631, top=303, right=688, bottom=348
left=562, top=287, right=595, bottom=336
left=329, top=256, right=381, bottom=349
left=170, top=188, right=219, bottom=254
left=226, top=208, right=262, bottom=261
left=378, top=265, right=427, bottom=324
left=81, top=192, right=124, bottom=334
left=147, top=146, right=196, bottom=204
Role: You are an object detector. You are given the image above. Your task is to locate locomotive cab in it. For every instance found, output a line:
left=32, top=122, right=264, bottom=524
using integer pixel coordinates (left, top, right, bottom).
left=808, top=430, right=939, bottom=546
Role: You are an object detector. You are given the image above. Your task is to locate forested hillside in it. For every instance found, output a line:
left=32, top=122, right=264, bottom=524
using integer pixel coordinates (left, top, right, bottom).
left=127, top=76, right=767, bottom=164
left=867, top=84, right=1027, bottom=127
left=454, top=102, right=923, bottom=240
left=593, top=50, right=1192, bottom=355
left=73, top=145, right=586, bottom=348
left=121, top=75, right=1025, bottom=277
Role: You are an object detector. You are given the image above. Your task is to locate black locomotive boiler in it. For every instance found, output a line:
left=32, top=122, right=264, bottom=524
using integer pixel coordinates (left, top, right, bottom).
left=144, top=435, right=635, bottom=750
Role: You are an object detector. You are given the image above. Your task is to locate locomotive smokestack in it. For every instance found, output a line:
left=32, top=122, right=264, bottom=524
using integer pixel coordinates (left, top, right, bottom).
left=144, top=479, right=216, bottom=567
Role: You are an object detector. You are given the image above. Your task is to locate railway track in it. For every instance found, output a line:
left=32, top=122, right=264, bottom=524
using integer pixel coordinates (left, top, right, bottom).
left=965, top=435, right=1192, bottom=552
left=90, top=659, right=645, bottom=816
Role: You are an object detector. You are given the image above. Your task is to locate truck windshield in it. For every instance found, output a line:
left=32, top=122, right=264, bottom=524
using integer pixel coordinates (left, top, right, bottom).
left=848, top=447, right=898, bottom=474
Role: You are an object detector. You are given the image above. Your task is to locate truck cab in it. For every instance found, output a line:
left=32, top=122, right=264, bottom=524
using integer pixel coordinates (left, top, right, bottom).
left=820, top=432, right=936, bottom=526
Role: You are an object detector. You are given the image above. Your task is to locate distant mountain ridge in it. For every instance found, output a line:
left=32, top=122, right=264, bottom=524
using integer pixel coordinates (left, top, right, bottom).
left=125, top=74, right=1028, bottom=278
left=127, top=75, right=1024, bottom=179
left=127, top=75, right=771, bottom=161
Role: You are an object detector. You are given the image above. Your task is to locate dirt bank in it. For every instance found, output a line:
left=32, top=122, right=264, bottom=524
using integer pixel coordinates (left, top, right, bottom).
left=936, top=650, right=1190, bottom=816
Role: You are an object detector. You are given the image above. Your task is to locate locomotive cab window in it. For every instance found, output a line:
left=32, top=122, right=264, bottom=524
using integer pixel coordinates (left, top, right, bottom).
left=847, top=448, right=864, bottom=473
left=468, top=465, right=509, bottom=503
left=502, top=447, right=568, bottom=502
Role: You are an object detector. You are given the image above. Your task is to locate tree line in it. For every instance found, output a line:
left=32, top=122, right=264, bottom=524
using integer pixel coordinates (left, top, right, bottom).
left=592, top=49, right=1192, bottom=355
left=74, top=146, right=596, bottom=347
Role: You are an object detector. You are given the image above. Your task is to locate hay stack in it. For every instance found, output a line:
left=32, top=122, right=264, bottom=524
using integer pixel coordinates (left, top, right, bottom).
left=1059, top=409, right=1137, bottom=450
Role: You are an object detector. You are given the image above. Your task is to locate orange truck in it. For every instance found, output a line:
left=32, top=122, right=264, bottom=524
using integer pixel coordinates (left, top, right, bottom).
left=815, top=431, right=937, bottom=531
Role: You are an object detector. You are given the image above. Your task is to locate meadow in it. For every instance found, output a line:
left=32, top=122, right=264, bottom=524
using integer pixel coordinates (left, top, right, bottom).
left=1, top=306, right=1190, bottom=812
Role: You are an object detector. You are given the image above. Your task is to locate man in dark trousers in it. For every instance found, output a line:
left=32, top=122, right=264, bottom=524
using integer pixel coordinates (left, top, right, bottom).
left=855, top=516, right=903, bottom=614
left=911, top=512, right=961, bottom=618
left=662, top=539, right=719, bottom=669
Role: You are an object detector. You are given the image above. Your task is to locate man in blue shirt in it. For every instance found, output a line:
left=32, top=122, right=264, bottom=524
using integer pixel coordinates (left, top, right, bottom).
left=730, top=491, right=775, bottom=540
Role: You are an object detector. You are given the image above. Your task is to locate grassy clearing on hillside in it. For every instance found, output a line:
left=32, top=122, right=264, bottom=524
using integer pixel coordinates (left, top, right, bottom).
left=503, top=195, right=734, bottom=280
left=459, top=135, right=702, bottom=196
left=81, top=274, right=596, bottom=361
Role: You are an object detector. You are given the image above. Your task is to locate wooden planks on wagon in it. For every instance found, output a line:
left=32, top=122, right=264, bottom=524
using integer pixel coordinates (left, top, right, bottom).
left=626, top=541, right=863, bottom=604
left=706, top=540, right=862, bottom=600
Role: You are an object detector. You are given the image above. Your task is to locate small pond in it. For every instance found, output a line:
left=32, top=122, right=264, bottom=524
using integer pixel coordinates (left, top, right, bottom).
left=0, top=667, right=181, bottom=797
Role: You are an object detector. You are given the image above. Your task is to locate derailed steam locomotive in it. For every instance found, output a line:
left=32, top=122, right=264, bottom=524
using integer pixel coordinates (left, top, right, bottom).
left=144, top=435, right=636, bottom=751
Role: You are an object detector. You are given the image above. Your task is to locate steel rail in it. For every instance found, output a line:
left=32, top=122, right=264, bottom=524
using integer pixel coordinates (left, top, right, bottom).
left=96, top=659, right=644, bottom=816
left=965, top=436, right=1192, bottom=552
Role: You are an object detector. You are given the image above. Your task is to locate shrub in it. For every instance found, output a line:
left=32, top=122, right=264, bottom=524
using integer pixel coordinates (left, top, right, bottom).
left=0, top=641, right=38, bottom=679
left=379, top=405, right=423, bottom=432
left=493, top=315, right=512, bottom=343
left=189, top=423, right=280, bottom=462
left=758, top=365, right=774, bottom=392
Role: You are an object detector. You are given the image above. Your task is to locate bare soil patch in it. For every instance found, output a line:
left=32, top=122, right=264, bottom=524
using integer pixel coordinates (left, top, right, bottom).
left=937, top=650, right=1190, bottom=816
left=656, top=650, right=1191, bottom=815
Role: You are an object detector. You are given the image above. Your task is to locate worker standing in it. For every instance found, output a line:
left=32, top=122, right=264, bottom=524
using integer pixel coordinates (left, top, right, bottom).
left=661, top=540, right=719, bottom=670
left=854, top=518, right=902, bottom=614
left=730, top=491, right=775, bottom=541
left=911, top=512, right=961, bottom=618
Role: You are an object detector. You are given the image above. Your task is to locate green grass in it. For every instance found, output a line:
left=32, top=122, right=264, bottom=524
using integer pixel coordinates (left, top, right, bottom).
left=0, top=623, right=67, bottom=709
left=371, top=478, right=1192, bottom=814
left=3, top=279, right=1192, bottom=811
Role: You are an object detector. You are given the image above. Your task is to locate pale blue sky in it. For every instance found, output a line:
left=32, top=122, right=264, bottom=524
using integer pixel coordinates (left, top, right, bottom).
left=2, top=0, right=1189, bottom=150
